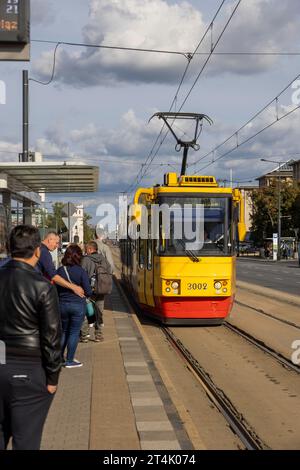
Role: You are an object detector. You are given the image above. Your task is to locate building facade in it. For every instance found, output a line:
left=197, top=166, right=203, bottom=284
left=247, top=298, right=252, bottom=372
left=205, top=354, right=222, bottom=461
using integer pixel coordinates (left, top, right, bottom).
left=71, top=205, right=84, bottom=244
left=257, top=161, right=294, bottom=188
left=291, top=159, right=300, bottom=184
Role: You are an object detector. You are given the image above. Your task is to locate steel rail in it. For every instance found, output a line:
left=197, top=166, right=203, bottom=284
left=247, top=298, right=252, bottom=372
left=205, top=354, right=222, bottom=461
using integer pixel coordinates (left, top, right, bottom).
left=161, top=326, right=267, bottom=450
left=225, top=322, right=300, bottom=374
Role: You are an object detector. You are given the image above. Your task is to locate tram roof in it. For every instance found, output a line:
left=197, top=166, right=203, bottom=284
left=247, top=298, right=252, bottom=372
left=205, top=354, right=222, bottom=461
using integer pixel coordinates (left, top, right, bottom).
left=0, top=162, right=99, bottom=193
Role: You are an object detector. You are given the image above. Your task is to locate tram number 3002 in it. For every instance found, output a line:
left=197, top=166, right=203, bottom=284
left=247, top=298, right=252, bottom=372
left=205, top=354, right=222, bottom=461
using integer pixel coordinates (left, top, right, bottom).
left=187, top=282, right=208, bottom=291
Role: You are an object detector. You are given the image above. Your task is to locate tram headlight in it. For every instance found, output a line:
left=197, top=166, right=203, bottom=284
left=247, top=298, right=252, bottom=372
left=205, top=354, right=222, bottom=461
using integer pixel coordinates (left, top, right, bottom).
left=214, top=281, right=222, bottom=290
left=164, top=279, right=180, bottom=295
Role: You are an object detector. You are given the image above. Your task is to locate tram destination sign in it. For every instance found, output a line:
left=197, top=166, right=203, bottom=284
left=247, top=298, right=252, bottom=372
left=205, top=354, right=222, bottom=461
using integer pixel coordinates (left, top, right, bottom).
left=0, top=0, right=30, bottom=43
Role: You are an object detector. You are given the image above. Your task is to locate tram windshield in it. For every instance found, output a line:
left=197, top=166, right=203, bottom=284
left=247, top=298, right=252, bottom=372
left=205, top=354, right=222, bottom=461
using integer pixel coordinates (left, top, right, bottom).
left=157, top=195, right=233, bottom=257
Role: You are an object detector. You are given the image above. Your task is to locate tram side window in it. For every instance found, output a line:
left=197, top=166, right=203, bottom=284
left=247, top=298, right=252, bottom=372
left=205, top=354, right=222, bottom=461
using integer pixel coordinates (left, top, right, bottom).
left=147, top=215, right=152, bottom=270
left=158, top=212, right=166, bottom=254
left=138, top=237, right=146, bottom=269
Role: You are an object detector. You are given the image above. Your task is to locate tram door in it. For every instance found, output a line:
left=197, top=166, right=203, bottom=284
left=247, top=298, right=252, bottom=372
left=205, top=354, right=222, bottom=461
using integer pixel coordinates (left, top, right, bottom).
left=145, top=213, right=155, bottom=307
left=137, top=236, right=147, bottom=305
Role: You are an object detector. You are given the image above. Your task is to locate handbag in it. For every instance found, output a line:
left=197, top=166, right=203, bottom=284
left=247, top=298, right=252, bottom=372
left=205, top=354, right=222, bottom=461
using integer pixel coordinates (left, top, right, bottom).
left=63, top=266, right=95, bottom=320
left=86, top=299, right=96, bottom=319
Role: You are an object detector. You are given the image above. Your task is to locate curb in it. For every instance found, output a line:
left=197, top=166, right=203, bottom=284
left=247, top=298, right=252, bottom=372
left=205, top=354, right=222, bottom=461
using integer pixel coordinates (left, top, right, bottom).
left=237, top=280, right=300, bottom=308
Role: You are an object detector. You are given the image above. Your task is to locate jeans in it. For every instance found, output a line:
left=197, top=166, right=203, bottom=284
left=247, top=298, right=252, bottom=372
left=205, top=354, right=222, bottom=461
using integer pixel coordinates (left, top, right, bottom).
left=81, top=295, right=105, bottom=337
left=0, top=359, right=53, bottom=450
left=60, top=302, right=85, bottom=362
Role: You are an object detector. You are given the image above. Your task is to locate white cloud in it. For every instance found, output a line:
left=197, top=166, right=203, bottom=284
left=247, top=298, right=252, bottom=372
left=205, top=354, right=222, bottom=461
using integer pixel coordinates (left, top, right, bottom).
left=32, top=0, right=300, bottom=88
left=31, top=0, right=56, bottom=26
left=196, top=103, right=300, bottom=182
left=0, top=141, right=21, bottom=162
left=33, top=0, right=205, bottom=86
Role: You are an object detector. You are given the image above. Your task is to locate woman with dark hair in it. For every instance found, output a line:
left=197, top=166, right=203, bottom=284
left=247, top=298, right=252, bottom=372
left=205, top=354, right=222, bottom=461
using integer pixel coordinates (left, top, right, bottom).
left=57, top=244, right=92, bottom=368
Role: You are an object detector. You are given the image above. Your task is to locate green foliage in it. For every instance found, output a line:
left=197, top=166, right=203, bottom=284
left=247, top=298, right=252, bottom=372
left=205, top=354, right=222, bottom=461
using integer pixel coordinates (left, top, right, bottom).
left=45, top=203, right=67, bottom=234
left=37, top=202, right=95, bottom=242
left=83, top=213, right=95, bottom=243
left=250, top=182, right=300, bottom=243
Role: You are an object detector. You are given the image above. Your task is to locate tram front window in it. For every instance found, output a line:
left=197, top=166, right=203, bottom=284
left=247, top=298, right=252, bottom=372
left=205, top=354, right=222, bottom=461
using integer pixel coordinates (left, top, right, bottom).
left=158, top=196, right=233, bottom=257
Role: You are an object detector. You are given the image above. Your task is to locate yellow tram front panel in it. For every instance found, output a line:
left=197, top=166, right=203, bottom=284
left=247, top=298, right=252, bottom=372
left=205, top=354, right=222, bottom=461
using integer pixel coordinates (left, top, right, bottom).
left=151, top=256, right=236, bottom=322
left=155, top=256, right=235, bottom=298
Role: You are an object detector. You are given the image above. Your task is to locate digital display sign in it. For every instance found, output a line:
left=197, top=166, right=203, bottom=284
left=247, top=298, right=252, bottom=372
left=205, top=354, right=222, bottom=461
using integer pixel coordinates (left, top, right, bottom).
left=0, top=0, right=30, bottom=43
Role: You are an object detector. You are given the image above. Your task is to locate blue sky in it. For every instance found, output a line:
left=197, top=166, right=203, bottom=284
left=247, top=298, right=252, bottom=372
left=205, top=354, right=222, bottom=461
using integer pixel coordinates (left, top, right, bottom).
left=1, top=0, right=300, bottom=218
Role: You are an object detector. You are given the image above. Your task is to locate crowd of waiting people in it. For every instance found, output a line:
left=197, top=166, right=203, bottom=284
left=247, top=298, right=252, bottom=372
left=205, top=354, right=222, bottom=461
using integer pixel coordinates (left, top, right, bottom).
left=0, top=225, right=114, bottom=450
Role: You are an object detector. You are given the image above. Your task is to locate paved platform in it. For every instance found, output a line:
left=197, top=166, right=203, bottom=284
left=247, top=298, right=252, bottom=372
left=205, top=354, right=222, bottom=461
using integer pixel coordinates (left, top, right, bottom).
left=41, top=283, right=193, bottom=450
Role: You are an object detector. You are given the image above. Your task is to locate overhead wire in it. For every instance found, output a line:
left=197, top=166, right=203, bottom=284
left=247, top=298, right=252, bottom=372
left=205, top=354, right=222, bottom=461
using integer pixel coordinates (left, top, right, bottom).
left=125, top=0, right=229, bottom=193
left=32, top=40, right=300, bottom=57
left=189, top=70, right=300, bottom=174
left=194, top=105, right=300, bottom=175
left=29, top=39, right=192, bottom=87
left=127, top=0, right=244, bottom=193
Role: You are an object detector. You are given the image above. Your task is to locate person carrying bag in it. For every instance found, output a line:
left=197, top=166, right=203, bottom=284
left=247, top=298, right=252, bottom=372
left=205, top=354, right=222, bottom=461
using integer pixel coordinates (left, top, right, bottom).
left=56, top=245, right=92, bottom=367
left=80, top=241, right=113, bottom=342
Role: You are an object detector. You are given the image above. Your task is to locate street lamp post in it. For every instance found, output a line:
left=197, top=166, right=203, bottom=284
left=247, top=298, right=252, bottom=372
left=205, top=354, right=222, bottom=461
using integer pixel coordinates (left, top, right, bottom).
left=261, top=158, right=287, bottom=261
left=277, top=174, right=281, bottom=261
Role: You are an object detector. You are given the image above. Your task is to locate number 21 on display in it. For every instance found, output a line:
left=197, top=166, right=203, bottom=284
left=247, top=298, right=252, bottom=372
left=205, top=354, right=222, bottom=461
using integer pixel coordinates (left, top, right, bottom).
left=6, top=0, right=19, bottom=15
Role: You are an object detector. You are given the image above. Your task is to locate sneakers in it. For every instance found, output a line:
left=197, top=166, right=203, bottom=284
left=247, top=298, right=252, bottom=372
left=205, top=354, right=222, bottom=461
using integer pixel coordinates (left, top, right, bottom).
left=80, top=337, right=89, bottom=343
left=65, top=360, right=83, bottom=368
left=94, top=332, right=104, bottom=342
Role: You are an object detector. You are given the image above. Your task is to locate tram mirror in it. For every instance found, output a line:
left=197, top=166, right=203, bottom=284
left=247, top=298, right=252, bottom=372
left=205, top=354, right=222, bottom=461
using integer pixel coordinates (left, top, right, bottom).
left=130, top=204, right=143, bottom=224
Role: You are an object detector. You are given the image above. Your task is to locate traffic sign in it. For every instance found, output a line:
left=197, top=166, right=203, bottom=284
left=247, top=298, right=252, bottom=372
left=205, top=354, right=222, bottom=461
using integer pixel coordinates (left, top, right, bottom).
left=62, top=203, right=77, bottom=217
left=62, top=217, right=78, bottom=232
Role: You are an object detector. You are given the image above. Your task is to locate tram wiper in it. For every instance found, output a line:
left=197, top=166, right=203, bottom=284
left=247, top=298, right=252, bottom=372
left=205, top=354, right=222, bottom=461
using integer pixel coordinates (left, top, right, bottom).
left=178, top=239, right=199, bottom=263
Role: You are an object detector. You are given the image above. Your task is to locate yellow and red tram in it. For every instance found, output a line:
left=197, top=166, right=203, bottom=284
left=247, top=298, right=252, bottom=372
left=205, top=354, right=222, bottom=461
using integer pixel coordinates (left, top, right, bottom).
left=121, top=173, right=246, bottom=325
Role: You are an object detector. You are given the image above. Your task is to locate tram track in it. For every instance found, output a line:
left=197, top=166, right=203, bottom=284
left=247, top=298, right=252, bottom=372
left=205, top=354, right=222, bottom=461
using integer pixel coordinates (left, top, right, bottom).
left=114, top=275, right=300, bottom=449
left=112, top=250, right=300, bottom=449
left=235, top=299, right=300, bottom=331
left=114, top=275, right=268, bottom=450
left=162, top=326, right=267, bottom=450
left=224, top=321, right=300, bottom=374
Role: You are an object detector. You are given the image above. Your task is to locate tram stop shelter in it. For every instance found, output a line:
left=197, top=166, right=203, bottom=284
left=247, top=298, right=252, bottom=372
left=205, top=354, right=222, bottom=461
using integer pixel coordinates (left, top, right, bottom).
left=0, top=161, right=99, bottom=225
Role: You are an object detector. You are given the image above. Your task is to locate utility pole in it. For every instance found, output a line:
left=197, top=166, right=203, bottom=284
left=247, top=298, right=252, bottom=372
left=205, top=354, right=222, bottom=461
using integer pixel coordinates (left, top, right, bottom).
left=261, top=158, right=286, bottom=261
left=277, top=173, right=281, bottom=261
left=22, top=70, right=29, bottom=162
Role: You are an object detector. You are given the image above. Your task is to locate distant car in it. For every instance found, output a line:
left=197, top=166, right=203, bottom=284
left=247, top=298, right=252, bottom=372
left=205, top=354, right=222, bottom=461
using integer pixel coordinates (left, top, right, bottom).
left=239, top=242, right=257, bottom=255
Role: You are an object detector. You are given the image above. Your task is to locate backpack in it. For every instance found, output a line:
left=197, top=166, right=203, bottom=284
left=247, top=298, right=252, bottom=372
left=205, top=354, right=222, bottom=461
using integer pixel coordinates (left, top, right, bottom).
left=88, top=254, right=113, bottom=295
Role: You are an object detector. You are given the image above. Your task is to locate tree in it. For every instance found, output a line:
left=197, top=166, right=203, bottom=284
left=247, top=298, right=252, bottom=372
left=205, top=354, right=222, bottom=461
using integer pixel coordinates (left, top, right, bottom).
left=45, top=203, right=68, bottom=235
left=83, top=213, right=95, bottom=243
left=290, top=187, right=300, bottom=240
left=250, top=182, right=300, bottom=243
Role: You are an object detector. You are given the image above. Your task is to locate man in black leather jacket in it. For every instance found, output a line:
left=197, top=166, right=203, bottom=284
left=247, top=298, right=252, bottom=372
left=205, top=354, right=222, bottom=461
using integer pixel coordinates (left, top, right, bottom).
left=0, top=225, right=62, bottom=450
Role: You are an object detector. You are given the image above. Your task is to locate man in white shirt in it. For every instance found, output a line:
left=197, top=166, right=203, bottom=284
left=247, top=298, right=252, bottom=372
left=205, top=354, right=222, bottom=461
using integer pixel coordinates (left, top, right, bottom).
left=94, top=230, right=115, bottom=273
